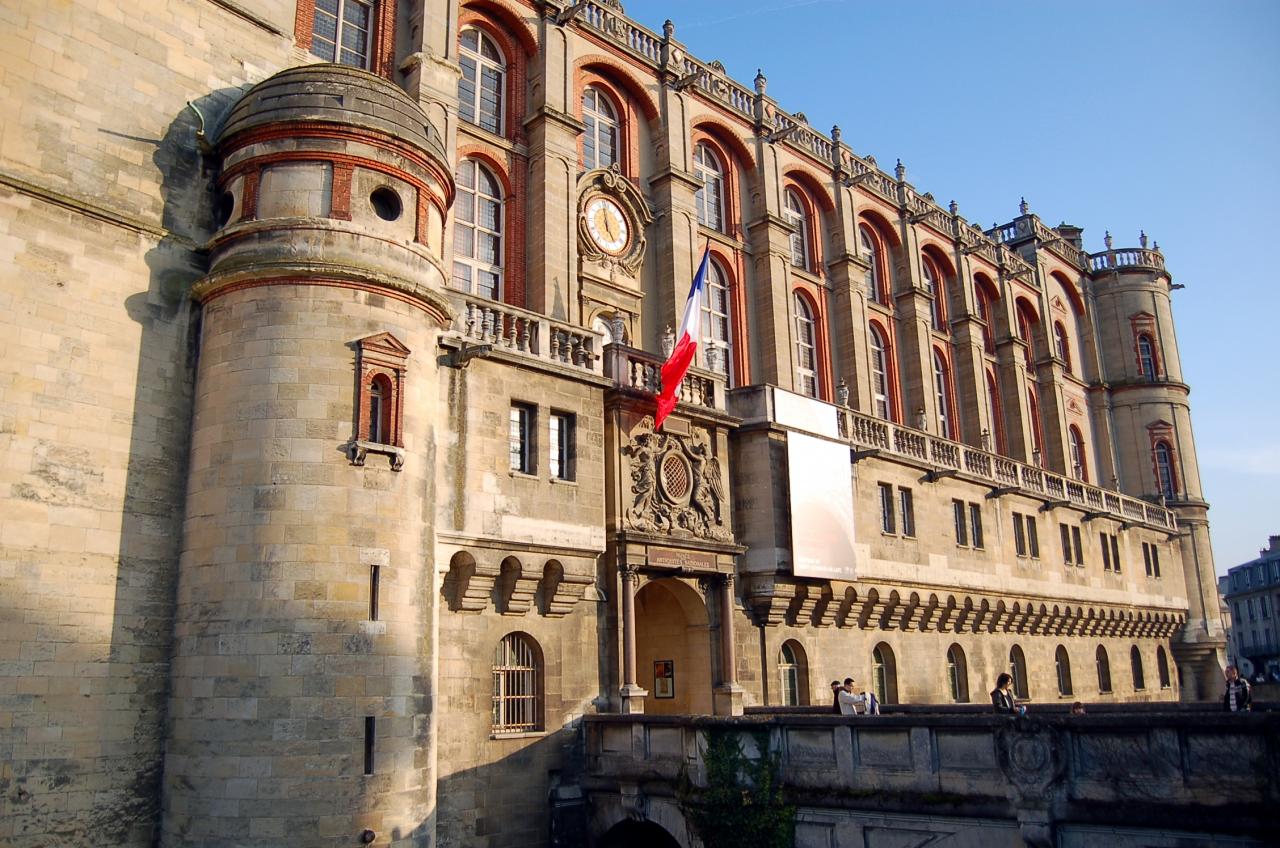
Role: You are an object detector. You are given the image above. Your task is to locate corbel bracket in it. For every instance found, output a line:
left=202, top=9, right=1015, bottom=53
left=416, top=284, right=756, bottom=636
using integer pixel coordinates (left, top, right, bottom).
left=1081, top=510, right=1109, bottom=523
left=842, top=171, right=875, bottom=189
left=762, top=123, right=801, bottom=144
left=441, top=342, right=493, bottom=369
left=1039, top=498, right=1071, bottom=512
left=673, top=70, right=704, bottom=91
left=924, top=468, right=959, bottom=483
left=986, top=485, right=1018, bottom=499
left=850, top=448, right=882, bottom=464
left=555, top=1, right=591, bottom=25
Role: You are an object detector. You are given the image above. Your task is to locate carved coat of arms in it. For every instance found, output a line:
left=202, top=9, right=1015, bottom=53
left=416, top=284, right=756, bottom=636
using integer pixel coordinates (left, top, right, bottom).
left=621, top=418, right=731, bottom=542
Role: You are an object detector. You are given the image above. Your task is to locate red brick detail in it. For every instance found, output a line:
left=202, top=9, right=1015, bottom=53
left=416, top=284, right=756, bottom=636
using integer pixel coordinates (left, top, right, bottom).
left=241, top=169, right=261, bottom=220
left=1129, top=312, right=1161, bottom=378
left=415, top=190, right=430, bottom=245
left=458, top=10, right=531, bottom=146
left=331, top=163, right=354, bottom=220
left=295, top=1, right=398, bottom=80
left=355, top=332, right=410, bottom=447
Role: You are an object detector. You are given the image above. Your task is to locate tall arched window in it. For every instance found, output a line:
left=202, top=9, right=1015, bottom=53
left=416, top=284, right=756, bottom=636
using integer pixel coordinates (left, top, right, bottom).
left=694, top=143, right=725, bottom=232
left=1069, top=425, right=1087, bottom=481
left=1095, top=645, right=1112, bottom=693
left=1138, top=333, right=1157, bottom=381
left=872, top=643, right=898, bottom=705
left=702, top=259, right=733, bottom=382
left=933, top=350, right=953, bottom=439
left=1028, top=387, right=1044, bottom=460
left=582, top=87, right=619, bottom=170
left=975, top=282, right=995, bottom=353
left=452, top=159, right=504, bottom=299
left=1154, top=440, right=1176, bottom=499
left=778, top=640, right=808, bottom=706
left=1130, top=646, right=1146, bottom=690
left=870, top=324, right=893, bottom=421
left=459, top=28, right=505, bottom=135
left=946, top=644, right=969, bottom=703
left=1054, top=322, right=1072, bottom=373
left=492, top=633, right=541, bottom=733
left=793, top=293, right=818, bottom=398
left=368, top=375, right=391, bottom=444
left=783, top=189, right=809, bottom=270
left=986, top=371, right=1005, bottom=454
left=924, top=257, right=946, bottom=331
left=860, top=225, right=886, bottom=304
left=1009, top=644, right=1029, bottom=699
left=1055, top=645, right=1073, bottom=696
left=1016, top=303, right=1038, bottom=366
left=1157, top=646, right=1171, bottom=689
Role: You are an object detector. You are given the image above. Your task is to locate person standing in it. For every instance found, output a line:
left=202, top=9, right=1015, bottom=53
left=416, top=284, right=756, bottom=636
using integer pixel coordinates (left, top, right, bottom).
left=837, top=677, right=869, bottom=715
left=991, top=672, right=1023, bottom=715
left=830, top=680, right=843, bottom=714
left=1223, top=665, right=1252, bottom=712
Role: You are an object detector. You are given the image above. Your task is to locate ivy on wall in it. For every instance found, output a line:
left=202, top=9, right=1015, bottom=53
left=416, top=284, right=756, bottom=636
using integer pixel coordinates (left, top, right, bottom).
left=679, top=728, right=795, bottom=848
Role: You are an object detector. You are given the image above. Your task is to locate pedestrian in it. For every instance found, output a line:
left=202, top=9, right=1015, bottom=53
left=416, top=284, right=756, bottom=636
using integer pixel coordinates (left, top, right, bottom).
left=1070, top=701, right=1086, bottom=716
left=837, top=677, right=869, bottom=715
left=1223, top=665, right=1252, bottom=712
left=991, top=672, right=1024, bottom=715
left=830, top=680, right=843, bottom=714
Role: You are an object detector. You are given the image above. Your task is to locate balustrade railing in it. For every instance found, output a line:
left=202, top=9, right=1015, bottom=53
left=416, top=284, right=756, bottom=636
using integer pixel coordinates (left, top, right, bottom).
left=454, top=296, right=603, bottom=375
left=1087, top=247, right=1166, bottom=273
left=603, top=344, right=724, bottom=414
left=837, top=407, right=1176, bottom=530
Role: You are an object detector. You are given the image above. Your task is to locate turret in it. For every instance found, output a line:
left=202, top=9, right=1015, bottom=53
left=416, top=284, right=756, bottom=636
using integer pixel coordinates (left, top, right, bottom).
left=164, top=65, right=453, bottom=846
left=1088, top=234, right=1225, bottom=698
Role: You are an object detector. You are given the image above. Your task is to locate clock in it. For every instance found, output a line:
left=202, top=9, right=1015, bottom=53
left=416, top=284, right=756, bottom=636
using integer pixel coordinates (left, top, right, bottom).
left=585, top=196, right=630, bottom=255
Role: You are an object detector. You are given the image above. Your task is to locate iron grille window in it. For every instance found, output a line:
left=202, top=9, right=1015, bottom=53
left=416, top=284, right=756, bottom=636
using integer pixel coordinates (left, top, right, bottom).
left=492, top=634, right=540, bottom=733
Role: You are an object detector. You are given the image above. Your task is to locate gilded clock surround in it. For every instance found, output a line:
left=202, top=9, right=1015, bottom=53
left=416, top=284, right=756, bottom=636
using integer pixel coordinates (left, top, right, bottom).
left=577, top=163, right=652, bottom=276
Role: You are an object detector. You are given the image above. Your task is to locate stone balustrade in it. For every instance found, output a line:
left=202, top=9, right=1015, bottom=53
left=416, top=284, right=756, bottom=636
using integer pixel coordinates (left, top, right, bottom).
left=581, top=710, right=1279, bottom=848
left=602, top=343, right=725, bottom=414
left=451, top=294, right=603, bottom=376
left=1088, top=246, right=1167, bottom=273
left=840, top=406, right=1176, bottom=530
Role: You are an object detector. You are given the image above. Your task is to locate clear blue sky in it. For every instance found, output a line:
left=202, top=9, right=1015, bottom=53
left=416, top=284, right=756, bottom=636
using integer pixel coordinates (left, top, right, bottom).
left=622, top=0, right=1280, bottom=575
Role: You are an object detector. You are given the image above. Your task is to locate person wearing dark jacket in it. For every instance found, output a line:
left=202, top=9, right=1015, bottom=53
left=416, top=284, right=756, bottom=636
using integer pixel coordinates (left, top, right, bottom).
left=991, top=672, right=1023, bottom=715
left=1223, top=665, right=1252, bottom=712
left=830, top=680, right=843, bottom=714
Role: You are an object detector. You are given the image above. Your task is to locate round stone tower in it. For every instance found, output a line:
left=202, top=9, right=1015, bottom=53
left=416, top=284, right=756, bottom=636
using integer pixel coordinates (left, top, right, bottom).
left=163, top=65, right=453, bottom=846
left=1088, top=235, right=1225, bottom=700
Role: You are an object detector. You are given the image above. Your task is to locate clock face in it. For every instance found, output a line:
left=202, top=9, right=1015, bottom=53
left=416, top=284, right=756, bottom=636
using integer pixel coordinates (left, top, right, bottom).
left=585, top=197, right=630, bottom=255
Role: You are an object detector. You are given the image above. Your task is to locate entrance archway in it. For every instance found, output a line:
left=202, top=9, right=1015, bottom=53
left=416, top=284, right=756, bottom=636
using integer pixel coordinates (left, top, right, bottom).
left=599, top=819, right=681, bottom=848
left=635, top=577, right=713, bottom=715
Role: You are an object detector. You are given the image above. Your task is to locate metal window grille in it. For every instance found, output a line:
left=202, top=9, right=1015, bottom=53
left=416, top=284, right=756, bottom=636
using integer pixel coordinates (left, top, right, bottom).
left=492, top=634, right=539, bottom=733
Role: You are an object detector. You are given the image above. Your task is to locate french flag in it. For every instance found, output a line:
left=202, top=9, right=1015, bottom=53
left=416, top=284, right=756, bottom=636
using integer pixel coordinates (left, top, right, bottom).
left=655, top=246, right=711, bottom=429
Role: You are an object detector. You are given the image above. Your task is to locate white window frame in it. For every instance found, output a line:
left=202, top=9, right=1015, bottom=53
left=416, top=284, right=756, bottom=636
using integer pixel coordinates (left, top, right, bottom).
left=549, top=411, right=574, bottom=481
left=870, top=325, right=891, bottom=420
left=933, top=350, right=951, bottom=438
left=784, top=189, right=809, bottom=270
left=509, top=403, right=534, bottom=474
left=582, top=86, right=619, bottom=170
left=453, top=159, right=504, bottom=300
left=701, top=259, right=733, bottom=383
left=694, top=143, right=725, bottom=232
left=793, top=293, right=818, bottom=398
left=459, top=27, right=506, bottom=135
left=310, top=0, right=373, bottom=68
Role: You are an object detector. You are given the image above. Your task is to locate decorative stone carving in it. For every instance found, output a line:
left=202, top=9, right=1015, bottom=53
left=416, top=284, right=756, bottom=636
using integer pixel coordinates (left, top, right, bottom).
left=621, top=417, right=730, bottom=542
left=577, top=164, right=653, bottom=276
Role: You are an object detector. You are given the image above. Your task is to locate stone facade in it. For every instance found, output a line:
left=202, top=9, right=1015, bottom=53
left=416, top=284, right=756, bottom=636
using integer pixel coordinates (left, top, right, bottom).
left=0, top=1, right=1227, bottom=847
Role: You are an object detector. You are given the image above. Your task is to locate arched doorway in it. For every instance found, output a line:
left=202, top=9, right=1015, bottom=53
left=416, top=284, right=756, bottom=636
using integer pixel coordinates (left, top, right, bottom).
left=635, top=578, right=713, bottom=715
left=599, top=819, right=682, bottom=848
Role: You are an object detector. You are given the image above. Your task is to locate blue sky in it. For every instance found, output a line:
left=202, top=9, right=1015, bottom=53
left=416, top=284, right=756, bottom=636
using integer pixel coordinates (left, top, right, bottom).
left=621, top=0, right=1280, bottom=575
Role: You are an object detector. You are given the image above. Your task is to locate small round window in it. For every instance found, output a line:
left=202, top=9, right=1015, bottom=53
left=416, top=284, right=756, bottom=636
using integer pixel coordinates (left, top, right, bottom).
left=370, top=187, right=403, bottom=222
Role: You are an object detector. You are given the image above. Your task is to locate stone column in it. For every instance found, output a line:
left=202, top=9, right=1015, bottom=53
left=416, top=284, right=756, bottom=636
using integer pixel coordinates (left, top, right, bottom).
left=713, top=573, right=744, bottom=716
left=619, top=564, right=647, bottom=713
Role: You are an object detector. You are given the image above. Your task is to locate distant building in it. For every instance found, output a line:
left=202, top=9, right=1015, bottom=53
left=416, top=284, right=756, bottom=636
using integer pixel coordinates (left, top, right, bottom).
left=1223, top=536, right=1280, bottom=681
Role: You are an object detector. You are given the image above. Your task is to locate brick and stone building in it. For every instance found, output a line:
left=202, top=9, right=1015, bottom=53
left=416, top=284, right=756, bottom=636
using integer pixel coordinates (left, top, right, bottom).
left=0, top=1, right=1232, bottom=846
left=1222, top=536, right=1280, bottom=681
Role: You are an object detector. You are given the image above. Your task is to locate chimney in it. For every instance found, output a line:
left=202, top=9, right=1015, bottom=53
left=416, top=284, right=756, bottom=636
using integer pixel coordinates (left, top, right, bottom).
left=1056, top=223, right=1084, bottom=251
left=1268, top=535, right=1280, bottom=554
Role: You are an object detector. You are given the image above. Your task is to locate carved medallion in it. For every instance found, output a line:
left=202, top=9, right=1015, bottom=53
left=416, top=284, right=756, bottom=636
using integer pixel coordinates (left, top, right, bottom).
left=621, top=416, right=731, bottom=542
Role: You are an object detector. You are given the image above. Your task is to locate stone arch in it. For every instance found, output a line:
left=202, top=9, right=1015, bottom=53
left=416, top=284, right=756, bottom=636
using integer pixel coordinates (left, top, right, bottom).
left=635, top=577, right=713, bottom=715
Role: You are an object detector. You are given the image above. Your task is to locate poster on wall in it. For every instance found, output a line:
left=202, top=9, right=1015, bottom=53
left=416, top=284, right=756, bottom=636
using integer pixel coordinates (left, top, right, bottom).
left=786, top=431, right=857, bottom=581
left=653, top=660, right=675, bottom=699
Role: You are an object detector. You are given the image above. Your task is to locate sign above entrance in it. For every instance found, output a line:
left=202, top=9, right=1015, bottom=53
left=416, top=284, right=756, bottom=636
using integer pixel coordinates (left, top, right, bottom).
left=647, top=546, right=718, bottom=572
left=786, top=431, right=857, bottom=581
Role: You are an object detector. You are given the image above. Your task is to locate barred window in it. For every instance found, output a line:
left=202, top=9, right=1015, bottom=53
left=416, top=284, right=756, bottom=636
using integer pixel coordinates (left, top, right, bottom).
left=492, top=633, right=541, bottom=734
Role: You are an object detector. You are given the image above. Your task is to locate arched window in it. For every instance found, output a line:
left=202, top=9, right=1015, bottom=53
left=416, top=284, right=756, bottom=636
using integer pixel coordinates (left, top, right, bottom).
left=368, top=375, right=391, bottom=444
left=1054, top=322, right=1072, bottom=373
left=1157, top=646, right=1171, bottom=689
left=1138, top=333, right=1157, bottom=381
left=793, top=293, right=818, bottom=398
left=986, top=371, right=1005, bottom=454
left=1016, top=302, right=1038, bottom=366
left=1055, top=645, right=1073, bottom=696
left=783, top=189, right=810, bottom=270
left=869, top=324, right=893, bottom=421
left=452, top=160, right=504, bottom=299
left=778, top=640, right=809, bottom=706
left=459, top=28, right=506, bottom=135
left=310, top=0, right=373, bottom=68
left=702, top=259, right=733, bottom=382
left=860, top=225, right=886, bottom=304
left=1154, top=440, right=1176, bottom=499
left=1095, top=645, right=1112, bottom=693
left=694, top=143, right=725, bottom=232
left=1028, top=387, right=1044, bottom=459
left=975, top=282, right=995, bottom=353
left=933, top=350, right=953, bottom=439
left=1069, top=425, right=1087, bottom=481
left=492, top=633, right=541, bottom=733
left=582, top=86, right=619, bottom=170
left=946, top=644, right=969, bottom=703
left=1130, top=646, right=1146, bottom=690
left=1009, top=644, right=1029, bottom=699
left=872, top=643, right=898, bottom=705
left=923, top=257, right=946, bottom=331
